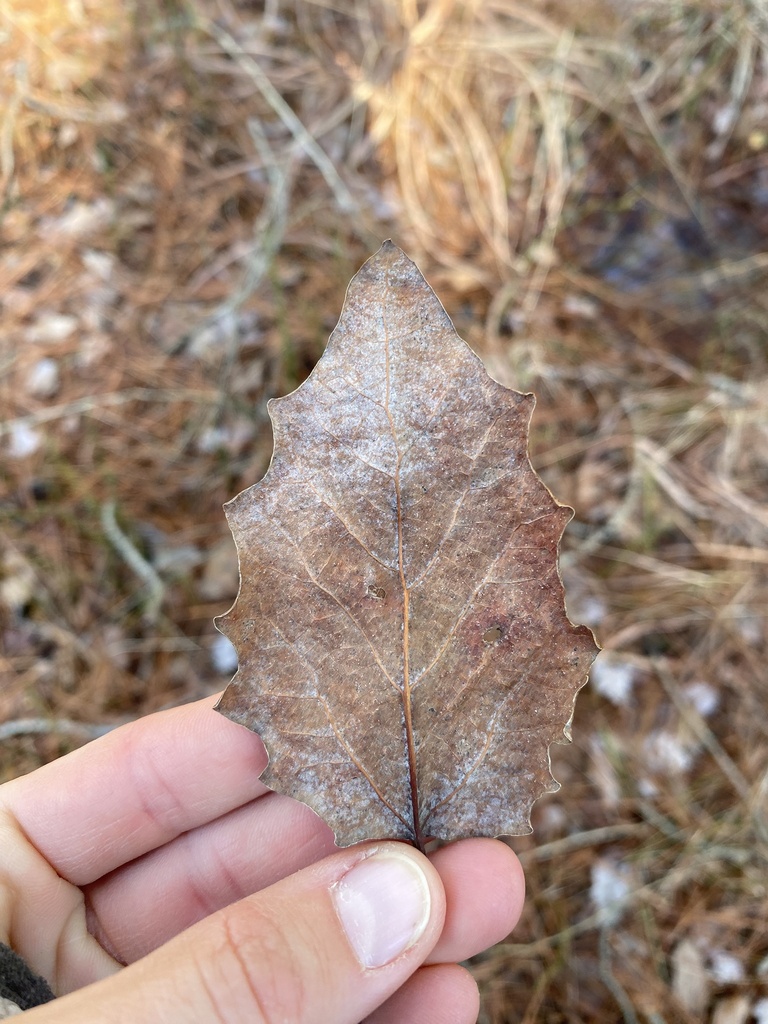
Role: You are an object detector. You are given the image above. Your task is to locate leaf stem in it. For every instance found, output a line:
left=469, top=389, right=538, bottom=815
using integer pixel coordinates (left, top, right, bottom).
left=400, top=579, right=425, bottom=851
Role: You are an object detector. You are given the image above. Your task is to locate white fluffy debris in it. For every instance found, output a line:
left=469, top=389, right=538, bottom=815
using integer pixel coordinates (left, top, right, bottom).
left=644, top=730, right=695, bottom=776
left=25, top=357, right=60, bottom=398
left=590, top=857, right=634, bottom=924
left=81, top=249, right=115, bottom=281
left=683, top=681, right=720, bottom=717
left=45, top=198, right=115, bottom=239
left=26, top=313, right=78, bottom=344
left=211, top=633, right=238, bottom=675
left=708, top=950, right=745, bottom=985
left=8, top=422, right=41, bottom=458
left=590, top=657, right=636, bottom=707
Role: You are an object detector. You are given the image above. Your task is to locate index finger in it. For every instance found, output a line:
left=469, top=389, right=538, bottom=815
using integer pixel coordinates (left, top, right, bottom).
left=0, top=695, right=269, bottom=886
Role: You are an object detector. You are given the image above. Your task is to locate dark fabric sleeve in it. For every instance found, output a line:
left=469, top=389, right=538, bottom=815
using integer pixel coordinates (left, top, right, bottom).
left=0, top=943, right=55, bottom=1011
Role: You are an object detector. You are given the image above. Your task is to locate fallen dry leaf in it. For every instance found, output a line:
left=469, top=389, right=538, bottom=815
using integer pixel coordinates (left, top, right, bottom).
left=215, top=241, right=598, bottom=848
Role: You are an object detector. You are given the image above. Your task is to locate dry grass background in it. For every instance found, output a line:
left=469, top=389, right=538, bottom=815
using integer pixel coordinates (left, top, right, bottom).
left=1, top=0, right=768, bottom=1020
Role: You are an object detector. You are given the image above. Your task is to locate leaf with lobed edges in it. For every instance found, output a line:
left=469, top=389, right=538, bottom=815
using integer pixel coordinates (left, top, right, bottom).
left=215, top=241, right=598, bottom=848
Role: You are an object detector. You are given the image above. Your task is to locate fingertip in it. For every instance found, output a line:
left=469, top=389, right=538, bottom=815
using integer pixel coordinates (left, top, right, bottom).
left=331, top=844, right=441, bottom=969
left=364, top=963, right=480, bottom=1024
left=427, top=838, right=525, bottom=963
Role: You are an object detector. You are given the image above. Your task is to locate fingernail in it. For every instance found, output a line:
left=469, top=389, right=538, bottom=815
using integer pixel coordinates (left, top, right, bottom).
left=332, top=849, right=431, bottom=969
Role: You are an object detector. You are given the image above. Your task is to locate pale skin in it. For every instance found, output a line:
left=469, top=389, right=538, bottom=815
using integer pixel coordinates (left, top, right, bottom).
left=0, top=695, right=525, bottom=1023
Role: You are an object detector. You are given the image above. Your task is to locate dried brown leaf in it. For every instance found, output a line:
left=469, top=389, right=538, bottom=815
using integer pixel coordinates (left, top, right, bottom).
left=215, top=241, right=598, bottom=848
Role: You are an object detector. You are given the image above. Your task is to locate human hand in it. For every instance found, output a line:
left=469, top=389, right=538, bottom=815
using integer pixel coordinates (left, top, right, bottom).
left=0, top=695, right=525, bottom=1023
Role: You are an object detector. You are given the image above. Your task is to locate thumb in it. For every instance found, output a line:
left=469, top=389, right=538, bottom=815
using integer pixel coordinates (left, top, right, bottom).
left=23, top=842, right=446, bottom=1024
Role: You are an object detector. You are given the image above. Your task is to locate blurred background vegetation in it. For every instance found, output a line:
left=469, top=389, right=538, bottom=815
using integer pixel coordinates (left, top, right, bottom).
left=1, top=1, right=767, bottom=1020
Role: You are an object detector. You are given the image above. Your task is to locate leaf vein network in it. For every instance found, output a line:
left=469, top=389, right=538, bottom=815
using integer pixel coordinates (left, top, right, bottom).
left=316, top=693, right=411, bottom=832
left=412, top=526, right=543, bottom=693
left=294, top=474, right=394, bottom=572
left=269, top=520, right=400, bottom=694
left=422, top=708, right=502, bottom=826
left=319, top=369, right=387, bottom=411
left=307, top=407, right=396, bottom=481
left=406, top=405, right=514, bottom=590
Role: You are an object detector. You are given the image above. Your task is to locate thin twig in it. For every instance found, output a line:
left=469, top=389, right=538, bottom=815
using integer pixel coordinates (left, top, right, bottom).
left=0, top=718, right=118, bottom=741
left=202, top=18, right=359, bottom=216
left=0, top=388, right=215, bottom=437
left=179, top=115, right=295, bottom=358
left=100, top=502, right=164, bottom=623
left=497, top=882, right=657, bottom=959
left=0, top=58, right=25, bottom=198
left=599, top=927, right=640, bottom=1024
left=653, top=658, right=768, bottom=844
left=516, top=823, right=652, bottom=866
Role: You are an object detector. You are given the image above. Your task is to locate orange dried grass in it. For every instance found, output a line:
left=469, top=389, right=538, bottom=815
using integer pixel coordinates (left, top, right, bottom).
left=362, top=0, right=589, bottom=293
left=0, top=0, right=130, bottom=188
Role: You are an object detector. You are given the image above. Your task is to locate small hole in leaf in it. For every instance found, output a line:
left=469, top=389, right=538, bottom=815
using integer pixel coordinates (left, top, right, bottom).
left=367, top=584, right=386, bottom=600
left=483, top=626, right=502, bottom=644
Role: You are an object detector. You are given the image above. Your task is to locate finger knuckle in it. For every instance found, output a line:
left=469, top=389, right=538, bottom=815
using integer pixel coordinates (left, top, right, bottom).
left=205, top=902, right=313, bottom=1024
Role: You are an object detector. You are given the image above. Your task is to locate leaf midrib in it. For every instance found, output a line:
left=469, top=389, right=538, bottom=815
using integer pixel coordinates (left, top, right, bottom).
left=382, top=274, right=424, bottom=850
